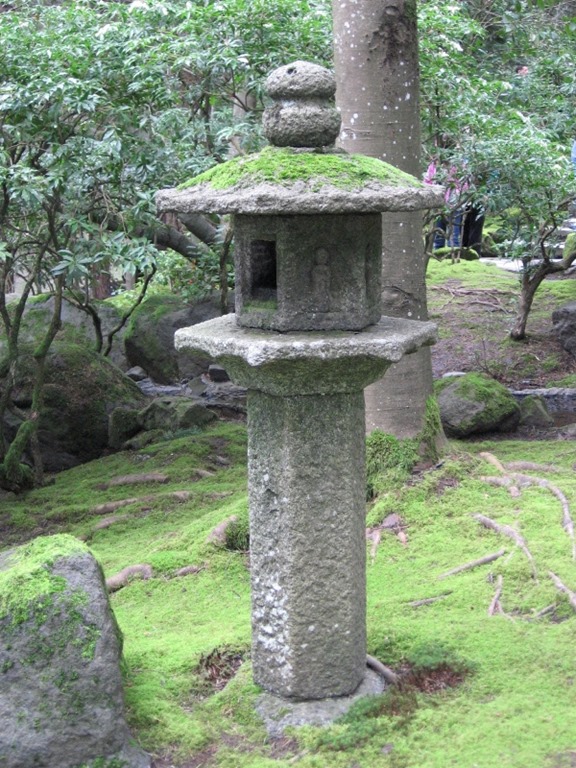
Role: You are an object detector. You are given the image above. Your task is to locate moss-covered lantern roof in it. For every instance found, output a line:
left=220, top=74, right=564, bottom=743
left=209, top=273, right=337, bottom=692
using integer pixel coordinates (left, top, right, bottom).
left=156, top=61, right=444, bottom=216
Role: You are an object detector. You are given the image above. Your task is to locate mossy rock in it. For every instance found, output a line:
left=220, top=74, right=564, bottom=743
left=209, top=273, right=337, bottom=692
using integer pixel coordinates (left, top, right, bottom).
left=108, top=407, right=142, bottom=450
left=0, top=534, right=149, bottom=768
left=7, top=342, right=147, bottom=471
left=564, top=232, right=576, bottom=261
left=435, top=373, right=520, bottom=437
left=1, top=295, right=128, bottom=371
left=518, top=396, right=554, bottom=428
left=137, top=397, right=216, bottom=435
left=124, top=294, right=231, bottom=384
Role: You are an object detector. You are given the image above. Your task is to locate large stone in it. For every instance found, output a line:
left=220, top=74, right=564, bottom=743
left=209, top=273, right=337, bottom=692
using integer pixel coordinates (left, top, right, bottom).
left=518, top=395, right=555, bottom=428
left=7, top=342, right=147, bottom=472
left=0, top=534, right=149, bottom=768
left=3, top=294, right=129, bottom=371
left=124, top=293, right=231, bottom=384
left=436, top=373, right=521, bottom=437
left=552, top=300, right=576, bottom=358
left=137, top=396, right=216, bottom=432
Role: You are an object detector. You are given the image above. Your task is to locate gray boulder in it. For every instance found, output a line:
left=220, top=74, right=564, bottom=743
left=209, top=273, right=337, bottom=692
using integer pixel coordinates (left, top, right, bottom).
left=436, top=373, right=521, bottom=437
left=518, top=395, right=555, bottom=428
left=138, top=396, right=217, bottom=433
left=0, top=534, right=150, bottom=768
left=124, top=293, right=232, bottom=384
left=552, top=300, right=576, bottom=358
left=8, top=341, right=147, bottom=471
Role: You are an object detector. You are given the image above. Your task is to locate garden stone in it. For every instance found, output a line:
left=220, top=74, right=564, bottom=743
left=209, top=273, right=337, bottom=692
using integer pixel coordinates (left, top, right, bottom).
left=138, top=396, right=216, bottom=433
left=552, top=300, right=576, bottom=358
left=126, top=365, right=149, bottom=381
left=124, top=293, right=233, bottom=384
left=108, top=406, right=142, bottom=449
left=436, top=373, right=521, bottom=437
left=1, top=294, right=129, bottom=371
left=518, top=395, right=554, bottom=428
left=5, top=341, right=146, bottom=472
left=0, top=534, right=149, bottom=768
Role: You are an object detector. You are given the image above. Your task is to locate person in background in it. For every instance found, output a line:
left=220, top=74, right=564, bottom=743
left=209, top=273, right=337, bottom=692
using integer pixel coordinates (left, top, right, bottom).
left=424, top=137, right=484, bottom=254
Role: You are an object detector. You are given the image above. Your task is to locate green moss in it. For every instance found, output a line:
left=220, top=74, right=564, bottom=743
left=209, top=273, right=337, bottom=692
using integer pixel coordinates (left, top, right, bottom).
left=365, top=397, right=444, bottom=500
left=243, top=300, right=278, bottom=311
left=3, top=424, right=576, bottom=766
left=0, top=534, right=88, bottom=625
left=548, top=374, right=576, bottom=387
left=366, top=430, right=420, bottom=498
left=77, top=758, right=128, bottom=768
left=178, top=147, right=423, bottom=192
left=435, top=372, right=517, bottom=423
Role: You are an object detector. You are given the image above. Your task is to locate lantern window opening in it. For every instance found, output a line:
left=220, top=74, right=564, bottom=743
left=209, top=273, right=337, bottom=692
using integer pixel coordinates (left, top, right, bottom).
left=249, top=239, right=278, bottom=304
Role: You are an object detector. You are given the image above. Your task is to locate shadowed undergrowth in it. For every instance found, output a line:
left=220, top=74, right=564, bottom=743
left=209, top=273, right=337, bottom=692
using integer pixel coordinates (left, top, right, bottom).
left=2, top=422, right=576, bottom=767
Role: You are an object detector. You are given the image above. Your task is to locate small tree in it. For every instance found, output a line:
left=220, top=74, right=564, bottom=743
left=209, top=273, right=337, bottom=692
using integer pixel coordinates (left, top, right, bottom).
left=419, top=0, right=576, bottom=339
left=0, top=0, right=332, bottom=489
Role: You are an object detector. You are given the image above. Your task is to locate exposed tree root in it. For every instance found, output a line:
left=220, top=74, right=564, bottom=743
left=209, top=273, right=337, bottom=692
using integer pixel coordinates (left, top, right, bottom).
left=510, top=474, right=576, bottom=561
left=91, top=490, right=191, bottom=515
left=406, top=592, right=452, bottom=607
left=548, top=571, right=576, bottom=612
left=480, top=475, right=521, bottom=497
left=366, top=654, right=400, bottom=686
left=96, top=473, right=170, bottom=489
left=488, top=574, right=503, bottom=616
left=468, top=299, right=510, bottom=312
left=533, top=603, right=557, bottom=619
left=478, top=452, right=507, bottom=474
left=479, top=452, right=575, bottom=561
left=172, top=564, right=205, bottom=578
left=92, top=514, right=131, bottom=531
left=106, top=564, right=153, bottom=592
left=504, top=461, right=561, bottom=474
left=438, top=548, right=506, bottom=580
left=195, top=468, right=217, bottom=479
left=473, top=514, right=537, bottom=579
left=367, top=528, right=381, bottom=564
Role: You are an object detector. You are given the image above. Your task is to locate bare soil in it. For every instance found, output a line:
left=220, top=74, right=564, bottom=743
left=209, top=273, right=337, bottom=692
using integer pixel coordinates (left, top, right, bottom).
left=428, top=272, right=576, bottom=389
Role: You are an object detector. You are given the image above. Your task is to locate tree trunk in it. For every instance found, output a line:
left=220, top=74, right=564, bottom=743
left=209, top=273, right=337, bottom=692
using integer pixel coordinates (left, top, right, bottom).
left=510, top=262, right=552, bottom=341
left=0, top=276, right=64, bottom=491
left=333, top=0, right=444, bottom=447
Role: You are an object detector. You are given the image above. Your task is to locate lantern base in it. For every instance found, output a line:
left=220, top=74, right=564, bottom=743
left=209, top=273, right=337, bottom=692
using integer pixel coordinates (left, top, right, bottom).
left=255, top=668, right=386, bottom=737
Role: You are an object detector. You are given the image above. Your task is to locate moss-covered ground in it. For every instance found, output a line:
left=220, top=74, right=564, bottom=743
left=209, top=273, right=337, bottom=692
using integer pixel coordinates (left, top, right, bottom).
left=2, top=418, right=576, bottom=767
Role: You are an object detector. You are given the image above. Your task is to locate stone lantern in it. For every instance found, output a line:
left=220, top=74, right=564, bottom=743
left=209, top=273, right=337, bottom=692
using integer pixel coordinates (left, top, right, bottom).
left=157, top=62, right=442, bottom=721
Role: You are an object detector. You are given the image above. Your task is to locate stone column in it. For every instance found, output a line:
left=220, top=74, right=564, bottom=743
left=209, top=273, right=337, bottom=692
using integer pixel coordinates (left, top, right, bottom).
left=248, top=390, right=366, bottom=700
